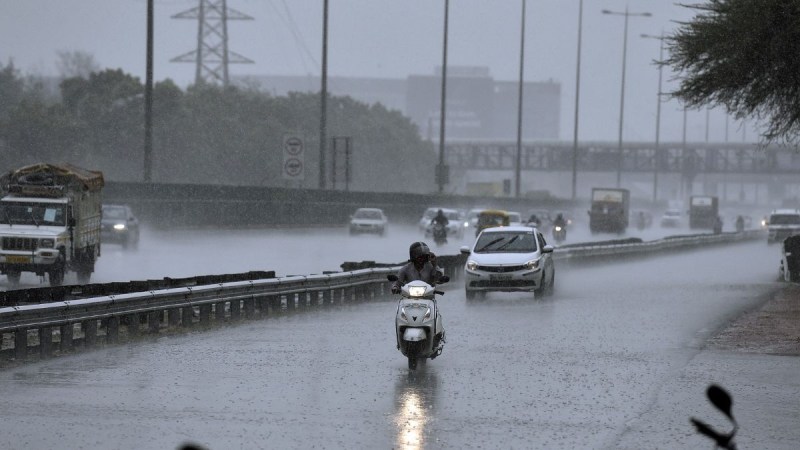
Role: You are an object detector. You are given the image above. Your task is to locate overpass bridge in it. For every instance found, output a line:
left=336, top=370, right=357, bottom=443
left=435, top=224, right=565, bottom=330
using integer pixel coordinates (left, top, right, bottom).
left=443, top=140, right=800, bottom=204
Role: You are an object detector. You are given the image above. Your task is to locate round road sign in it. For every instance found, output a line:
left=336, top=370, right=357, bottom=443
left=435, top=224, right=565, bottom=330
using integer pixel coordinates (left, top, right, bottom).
left=284, top=158, right=303, bottom=177
left=285, top=137, right=304, bottom=155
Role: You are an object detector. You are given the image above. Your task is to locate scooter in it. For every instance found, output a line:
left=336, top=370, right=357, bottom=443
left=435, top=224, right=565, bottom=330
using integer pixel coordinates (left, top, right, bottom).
left=387, top=274, right=448, bottom=370
left=552, top=225, right=566, bottom=243
left=432, top=222, right=448, bottom=246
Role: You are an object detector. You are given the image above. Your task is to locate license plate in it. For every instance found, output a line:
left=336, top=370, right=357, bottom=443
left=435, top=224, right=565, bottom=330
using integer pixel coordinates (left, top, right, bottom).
left=490, top=274, right=512, bottom=281
left=6, top=255, right=30, bottom=264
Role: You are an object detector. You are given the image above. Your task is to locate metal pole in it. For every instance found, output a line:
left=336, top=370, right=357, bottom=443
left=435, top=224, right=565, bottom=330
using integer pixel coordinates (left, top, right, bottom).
left=437, top=0, right=449, bottom=193
left=571, top=0, right=583, bottom=200
left=222, top=0, right=229, bottom=86
left=144, top=0, right=154, bottom=182
left=345, top=137, right=351, bottom=192
left=682, top=107, right=687, bottom=198
left=652, top=35, right=663, bottom=203
left=515, top=0, right=526, bottom=198
left=616, top=6, right=629, bottom=188
left=318, top=0, right=329, bottom=190
left=331, top=137, right=337, bottom=189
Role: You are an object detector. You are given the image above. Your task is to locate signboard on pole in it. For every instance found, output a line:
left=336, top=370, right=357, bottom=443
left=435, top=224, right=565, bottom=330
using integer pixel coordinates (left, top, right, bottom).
left=282, top=135, right=305, bottom=181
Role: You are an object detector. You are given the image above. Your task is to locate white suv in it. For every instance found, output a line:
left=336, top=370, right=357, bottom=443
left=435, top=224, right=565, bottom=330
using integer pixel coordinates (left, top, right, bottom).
left=766, top=209, right=800, bottom=244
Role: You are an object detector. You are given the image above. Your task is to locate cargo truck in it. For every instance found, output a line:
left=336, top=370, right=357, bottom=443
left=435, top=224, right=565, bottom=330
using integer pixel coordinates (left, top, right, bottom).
left=0, top=163, right=104, bottom=286
left=688, top=195, right=719, bottom=229
left=588, top=188, right=630, bottom=234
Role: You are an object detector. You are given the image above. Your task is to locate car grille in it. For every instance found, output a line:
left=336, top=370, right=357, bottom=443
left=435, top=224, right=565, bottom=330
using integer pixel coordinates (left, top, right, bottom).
left=2, top=237, right=38, bottom=251
left=470, top=280, right=535, bottom=288
left=476, top=264, right=527, bottom=273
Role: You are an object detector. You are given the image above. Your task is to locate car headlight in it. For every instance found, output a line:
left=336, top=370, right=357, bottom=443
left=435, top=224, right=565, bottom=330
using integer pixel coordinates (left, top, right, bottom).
left=40, top=239, right=54, bottom=248
left=408, top=286, right=427, bottom=297
left=463, top=221, right=469, bottom=228
left=466, top=260, right=478, bottom=271
left=525, top=259, right=540, bottom=270
left=114, top=223, right=127, bottom=230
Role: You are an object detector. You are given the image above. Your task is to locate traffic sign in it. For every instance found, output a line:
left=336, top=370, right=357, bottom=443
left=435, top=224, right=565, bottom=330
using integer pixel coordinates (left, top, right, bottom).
left=282, top=135, right=305, bottom=181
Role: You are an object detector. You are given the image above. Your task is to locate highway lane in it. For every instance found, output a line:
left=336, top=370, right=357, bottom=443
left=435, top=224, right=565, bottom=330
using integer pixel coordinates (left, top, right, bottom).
left=0, top=238, right=795, bottom=449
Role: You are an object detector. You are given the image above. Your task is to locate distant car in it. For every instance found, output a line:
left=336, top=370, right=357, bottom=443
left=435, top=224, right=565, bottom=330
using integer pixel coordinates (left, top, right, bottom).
left=660, top=209, right=683, bottom=228
left=423, top=208, right=465, bottom=239
left=465, top=208, right=486, bottom=231
left=460, top=225, right=556, bottom=300
left=101, top=204, right=140, bottom=249
left=507, top=211, right=523, bottom=226
left=766, top=208, right=800, bottom=244
left=349, top=208, right=388, bottom=236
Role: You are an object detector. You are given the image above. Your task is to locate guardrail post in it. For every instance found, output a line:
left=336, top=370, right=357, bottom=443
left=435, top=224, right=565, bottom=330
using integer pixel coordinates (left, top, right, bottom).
left=59, top=323, right=73, bottom=352
left=83, top=320, right=98, bottom=347
left=14, top=328, right=28, bottom=360
left=168, top=308, right=180, bottom=326
left=345, top=287, right=355, bottom=303
left=106, top=317, right=119, bottom=343
left=182, top=307, right=194, bottom=328
left=230, top=299, right=241, bottom=320
left=297, top=292, right=307, bottom=310
left=256, top=296, right=269, bottom=317
left=127, top=314, right=140, bottom=338
left=215, top=301, right=226, bottom=321
left=268, top=295, right=281, bottom=314
left=243, top=297, right=255, bottom=318
left=148, top=312, right=161, bottom=334
left=322, top=288, right=332, bottom=306
left=199, top=304, right=212, bottom=326
left=285, top=294, right=295, bottom=312
left=39, top=326, right=53, bottom=358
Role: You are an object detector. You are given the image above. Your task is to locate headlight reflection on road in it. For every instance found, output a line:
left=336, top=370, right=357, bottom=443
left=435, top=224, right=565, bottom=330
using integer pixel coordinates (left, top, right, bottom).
left=395, top=390, right=428, bottom=450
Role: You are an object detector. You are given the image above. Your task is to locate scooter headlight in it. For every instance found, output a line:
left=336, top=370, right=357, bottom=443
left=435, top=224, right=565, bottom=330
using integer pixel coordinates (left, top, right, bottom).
left=554, top=226, right=562, bottom=231
left=408, top=286, right=427, bottom=297
left=525, top=259, right=540, bottom=270
left=400, top=307, right=408, bottom=322
left=466, top=260, right=478, bottom=271
left=424, top=307, right=432, bottom=320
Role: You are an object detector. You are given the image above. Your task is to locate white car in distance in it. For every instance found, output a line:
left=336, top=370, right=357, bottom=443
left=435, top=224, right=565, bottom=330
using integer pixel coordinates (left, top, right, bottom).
left=349, top=208, right=388, bottom=236
left=422, top=208, right=464, bottom=239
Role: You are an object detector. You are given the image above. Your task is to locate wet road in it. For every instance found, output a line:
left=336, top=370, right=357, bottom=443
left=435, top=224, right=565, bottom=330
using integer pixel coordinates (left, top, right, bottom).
left=0, top=226, right=796, bottom=449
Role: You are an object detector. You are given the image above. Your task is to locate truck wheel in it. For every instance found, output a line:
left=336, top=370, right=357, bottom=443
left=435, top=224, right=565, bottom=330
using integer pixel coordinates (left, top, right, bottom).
left=77, top=269, right=91, bottom=285
left=6, top=271, right=21, bottom=286
left=49, top=263, right=65, bottom=287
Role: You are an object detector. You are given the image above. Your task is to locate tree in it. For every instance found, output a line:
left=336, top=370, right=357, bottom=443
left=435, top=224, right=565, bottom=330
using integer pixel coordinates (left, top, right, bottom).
left=665, top=0, right=800, bottom=143
left=56, top=50, right=99, bottom=80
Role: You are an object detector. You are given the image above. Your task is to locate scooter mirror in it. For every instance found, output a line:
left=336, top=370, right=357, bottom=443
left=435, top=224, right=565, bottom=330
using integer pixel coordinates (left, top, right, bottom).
left=438, top=275, right=450, bottom=284
left=707, top=384, right=735, bottom=422
left=386, top=274, right=398, bottom=282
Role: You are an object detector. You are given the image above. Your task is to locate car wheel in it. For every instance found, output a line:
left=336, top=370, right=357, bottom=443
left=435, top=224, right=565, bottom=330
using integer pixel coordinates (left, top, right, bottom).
left=534, top=271, right=546, bottom=297
left=544, top=269, right=556, bottom=297
left=465, top=289, right=476, bottom=300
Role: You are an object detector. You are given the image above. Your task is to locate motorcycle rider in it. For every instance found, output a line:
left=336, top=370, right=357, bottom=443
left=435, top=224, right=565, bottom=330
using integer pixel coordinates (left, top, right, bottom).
left=391, top=242, right=446, bottom=351
left=735, top=215, right=745, bottom=232
left=430, top=209, right=449, bottom=234
left=552, top=213, right=567, bottom=230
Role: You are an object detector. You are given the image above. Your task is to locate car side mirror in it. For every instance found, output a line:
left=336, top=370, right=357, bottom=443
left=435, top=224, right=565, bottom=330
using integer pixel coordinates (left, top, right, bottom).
left=438, top=275, right=450, bottom=284
left=460, top=246, right=471, bottom=255
left=542, top=245, right=554, bottom=253
left=386, top=274, right=398, bottom=282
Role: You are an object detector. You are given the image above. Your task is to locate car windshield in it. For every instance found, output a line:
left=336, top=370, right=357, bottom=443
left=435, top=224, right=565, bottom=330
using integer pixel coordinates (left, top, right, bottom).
left=770, top=214, right=800, bottom=225
left=474, top=231, right=537, bottom=253
left=355, top=210, right=382, bottom=219
left=0, top=202, right=66, bottom=226
left=103, top=207, right=127, bottom=220
left=664, top=210, right=680, bottom=217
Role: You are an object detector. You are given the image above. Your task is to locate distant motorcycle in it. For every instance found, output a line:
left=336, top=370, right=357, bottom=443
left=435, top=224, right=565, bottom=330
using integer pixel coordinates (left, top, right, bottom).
left=552, top=225, right=566, bottom=243
left=432, top=222, right=448, bottom=246
left=387, top=274, right=448, bottom=370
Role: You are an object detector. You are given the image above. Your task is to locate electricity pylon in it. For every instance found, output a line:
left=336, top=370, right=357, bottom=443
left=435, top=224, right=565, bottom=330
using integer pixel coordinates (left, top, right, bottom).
left=171, top=0, right=253, bottom=86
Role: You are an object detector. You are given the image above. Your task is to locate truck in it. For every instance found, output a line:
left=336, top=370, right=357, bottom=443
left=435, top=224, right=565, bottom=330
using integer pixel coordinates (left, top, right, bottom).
left=588, top=188, right=630, bottom=234
left=0, top=163, right=104, bottom=286
left=688, top=195, right=719, bottom=229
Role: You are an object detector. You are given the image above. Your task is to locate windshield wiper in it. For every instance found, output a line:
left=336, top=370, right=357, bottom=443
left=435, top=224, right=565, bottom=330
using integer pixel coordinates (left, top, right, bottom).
left=495, top=235, right=520, bottom=251
left=28, top=210, right=40, bottom=227
left=477, top=237, right=505, bottom=252
left=1, top=209, right=13, bottom=227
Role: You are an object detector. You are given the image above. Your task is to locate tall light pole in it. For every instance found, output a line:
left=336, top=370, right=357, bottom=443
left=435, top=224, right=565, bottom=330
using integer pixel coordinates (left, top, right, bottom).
left=514, top=0, right=527, bottom=198
left=144, top=0, right=154, bottom=182
left=571, top=0, right=584, bottom=200
left=437, top=0, right=450, bottom=193
left=318, top=0, right=329, bottom=189
left=603, top=7, right=651, bottom=188
left=641, top=32, right=665, bottom=203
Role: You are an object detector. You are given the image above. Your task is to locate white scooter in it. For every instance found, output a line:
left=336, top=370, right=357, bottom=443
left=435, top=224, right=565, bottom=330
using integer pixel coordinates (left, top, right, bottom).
left=387, top=274, right=449, bottom=370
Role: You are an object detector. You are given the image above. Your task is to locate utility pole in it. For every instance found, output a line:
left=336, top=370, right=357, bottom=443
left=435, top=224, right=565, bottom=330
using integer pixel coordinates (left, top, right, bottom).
left=319, top=0, right=329, bottom=189
left=571, top=0, right=583, bottom=201
left=144, top=0, right=154, bottom=182
left=641, top=32, right=665, bottom=203
left=437, top=0, right=450, bottom=193
left=514, top=0, right=527, bottom=198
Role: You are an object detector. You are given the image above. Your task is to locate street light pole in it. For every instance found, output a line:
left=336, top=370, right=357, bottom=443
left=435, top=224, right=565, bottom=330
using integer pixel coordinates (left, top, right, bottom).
left=515, top=0, right=527, bottom=198
left=318, top=0, right=329, bottom=190
left=641, top=32, right=665, bottom=203
left=603, top=7, right=651, bottom=188
left=571, top=0, right=583, bottom=201
left=437, top=0, right=450, bottom=193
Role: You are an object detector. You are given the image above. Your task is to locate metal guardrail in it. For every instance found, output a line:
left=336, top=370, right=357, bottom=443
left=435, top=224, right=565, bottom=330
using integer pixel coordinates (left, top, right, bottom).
left=0, top=230, right=764, bottom=364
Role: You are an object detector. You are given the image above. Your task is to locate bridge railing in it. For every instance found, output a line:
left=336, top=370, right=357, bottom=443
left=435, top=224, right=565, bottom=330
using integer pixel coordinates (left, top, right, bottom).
left=0, top=230, right=763, bottom=364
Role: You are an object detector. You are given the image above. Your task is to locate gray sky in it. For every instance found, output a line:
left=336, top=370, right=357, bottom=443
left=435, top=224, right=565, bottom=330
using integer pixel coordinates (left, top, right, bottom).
left=0, top=0, right=759, bottom=142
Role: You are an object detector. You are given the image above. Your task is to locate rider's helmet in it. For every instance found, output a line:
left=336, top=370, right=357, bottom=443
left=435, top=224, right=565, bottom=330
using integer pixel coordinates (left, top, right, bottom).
left=409, top=241, right=431, bottom=263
